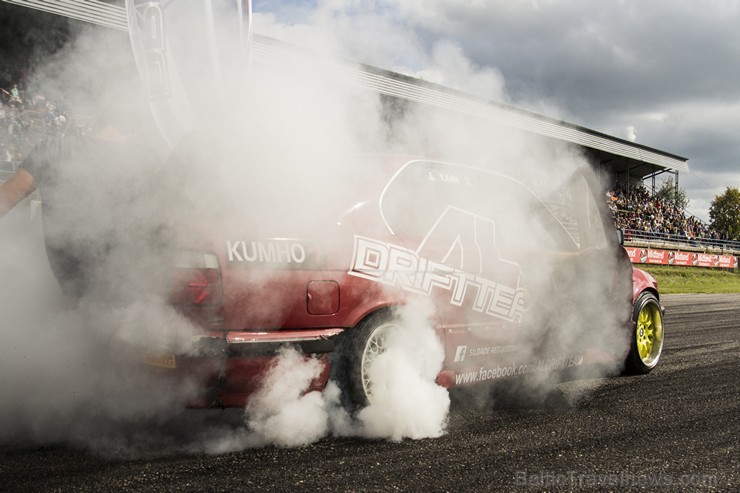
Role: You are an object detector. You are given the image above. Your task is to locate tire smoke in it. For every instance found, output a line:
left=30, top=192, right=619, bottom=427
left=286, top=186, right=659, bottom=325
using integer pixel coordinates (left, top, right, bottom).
left=0, top=2, right=630, bottom=454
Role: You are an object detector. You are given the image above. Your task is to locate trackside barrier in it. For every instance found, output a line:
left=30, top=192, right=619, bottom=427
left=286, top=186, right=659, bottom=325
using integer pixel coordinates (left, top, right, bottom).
left=624, top=247, right=738, bottom=270
left=623, top=229, right=740, bottom=254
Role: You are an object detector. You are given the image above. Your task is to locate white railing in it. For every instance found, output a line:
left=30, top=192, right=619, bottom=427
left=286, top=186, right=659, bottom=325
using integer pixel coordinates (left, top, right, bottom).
left=623, top=228, right=740, bottom=254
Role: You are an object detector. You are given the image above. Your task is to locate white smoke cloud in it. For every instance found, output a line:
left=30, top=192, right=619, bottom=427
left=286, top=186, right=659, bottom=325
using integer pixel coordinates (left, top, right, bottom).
left=355, top=302, right=449, bottom=441
left=201, top=303, right=449, bottom=452
left=0, top=22, right=205, bottom=449
left=241, top=347, right=334, bottom=448
left=0, top=0, right=631, bottom=454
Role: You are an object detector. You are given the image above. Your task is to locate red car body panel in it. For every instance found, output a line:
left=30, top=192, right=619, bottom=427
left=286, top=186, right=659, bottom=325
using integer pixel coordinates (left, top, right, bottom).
left=631, top=266, right=660, bottom=301
left=158, top=156, right=661, bottom=408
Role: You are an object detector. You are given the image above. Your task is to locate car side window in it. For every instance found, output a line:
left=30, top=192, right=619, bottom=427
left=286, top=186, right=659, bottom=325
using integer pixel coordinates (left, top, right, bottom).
left=380, top=161, right=578, bottom=256
left=542, top=170, right=610, bottom=250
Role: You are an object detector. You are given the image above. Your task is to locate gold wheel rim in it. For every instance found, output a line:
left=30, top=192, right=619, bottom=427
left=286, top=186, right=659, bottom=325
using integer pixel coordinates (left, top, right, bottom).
left=636, top=302, right=663, bottom=367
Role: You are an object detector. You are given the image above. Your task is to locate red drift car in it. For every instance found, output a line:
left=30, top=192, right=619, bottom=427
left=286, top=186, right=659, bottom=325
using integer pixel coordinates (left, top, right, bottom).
left=156, top=155, right=664, bottom=409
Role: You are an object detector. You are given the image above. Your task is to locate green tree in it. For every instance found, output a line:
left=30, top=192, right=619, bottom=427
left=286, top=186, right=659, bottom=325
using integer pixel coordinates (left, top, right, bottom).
left=655, top=177, right=689, bottom=210
left=709, top=187, right=740, bottom=241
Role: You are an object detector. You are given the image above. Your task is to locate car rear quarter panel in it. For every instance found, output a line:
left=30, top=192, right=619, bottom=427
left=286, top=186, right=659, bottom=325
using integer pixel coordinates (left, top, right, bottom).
left=631, top=266, right=659, bottom=301
left=220, top=268, right=410, bottom=331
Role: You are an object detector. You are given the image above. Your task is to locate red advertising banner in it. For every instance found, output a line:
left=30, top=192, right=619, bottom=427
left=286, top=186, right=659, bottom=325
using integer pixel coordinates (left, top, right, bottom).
left=624, top=247, right=738, bottom=269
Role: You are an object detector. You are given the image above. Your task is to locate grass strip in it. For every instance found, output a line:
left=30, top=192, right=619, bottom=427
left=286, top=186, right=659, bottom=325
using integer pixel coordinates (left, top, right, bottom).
left=636, top=265, right=740, bottom=294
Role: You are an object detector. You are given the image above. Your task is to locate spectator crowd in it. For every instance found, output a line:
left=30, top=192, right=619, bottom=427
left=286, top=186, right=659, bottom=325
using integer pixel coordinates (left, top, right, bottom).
left=606, top=186, right=724, bottom=243
left=1, top=80, right=72, bottom=161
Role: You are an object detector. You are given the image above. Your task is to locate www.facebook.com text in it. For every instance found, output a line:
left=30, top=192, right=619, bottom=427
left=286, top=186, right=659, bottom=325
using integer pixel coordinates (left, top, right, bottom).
left=454, top=354, right=583, bottom=385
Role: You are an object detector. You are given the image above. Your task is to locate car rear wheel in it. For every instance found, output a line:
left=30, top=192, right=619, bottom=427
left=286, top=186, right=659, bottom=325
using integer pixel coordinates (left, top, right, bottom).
left=337, top=310, right=400, bottom=410
left=625, top=292, right=664, bottom=374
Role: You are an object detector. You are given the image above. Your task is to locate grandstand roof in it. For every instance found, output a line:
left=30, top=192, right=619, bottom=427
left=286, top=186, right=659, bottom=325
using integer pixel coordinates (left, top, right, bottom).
left=3, top=0, right=690, bottom=178
left=251, top=35, right=689, bottom=177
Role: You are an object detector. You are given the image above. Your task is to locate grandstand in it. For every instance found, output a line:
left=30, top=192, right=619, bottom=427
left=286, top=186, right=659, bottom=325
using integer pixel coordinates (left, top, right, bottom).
left=609, top=186, right=739, bottom=255
left=3, top=0, right=736, bottom=261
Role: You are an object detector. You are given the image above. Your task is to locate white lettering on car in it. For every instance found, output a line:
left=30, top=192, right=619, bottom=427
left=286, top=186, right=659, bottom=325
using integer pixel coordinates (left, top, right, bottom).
left=349, top=236, right=525, bottom=323
left=466, top=344, right=519, bottom=358
left=226, top=241, right=307, bottom=264
left=454, top=354, right=584, bottom=385
left=453, top=345, right=468, bottom=363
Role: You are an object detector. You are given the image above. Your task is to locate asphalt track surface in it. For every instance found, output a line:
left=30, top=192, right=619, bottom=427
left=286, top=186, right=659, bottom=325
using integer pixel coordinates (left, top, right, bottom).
left=1, top=293, right=738, bottom=492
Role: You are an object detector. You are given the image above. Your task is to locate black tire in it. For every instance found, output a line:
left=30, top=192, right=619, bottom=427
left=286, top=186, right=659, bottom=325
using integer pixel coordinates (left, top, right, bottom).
left=624, top=292, right=664, bottom=374
left=334, top=310, right=401, bottom=410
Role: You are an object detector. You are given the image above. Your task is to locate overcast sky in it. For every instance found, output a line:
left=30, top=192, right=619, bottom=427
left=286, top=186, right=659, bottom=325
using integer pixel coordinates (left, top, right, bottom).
left=251, top=0, right=739, bottom=222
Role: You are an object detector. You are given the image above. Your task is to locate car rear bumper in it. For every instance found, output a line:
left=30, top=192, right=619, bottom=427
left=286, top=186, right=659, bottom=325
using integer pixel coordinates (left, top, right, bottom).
left=148, top=328, right=344, bottom=408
